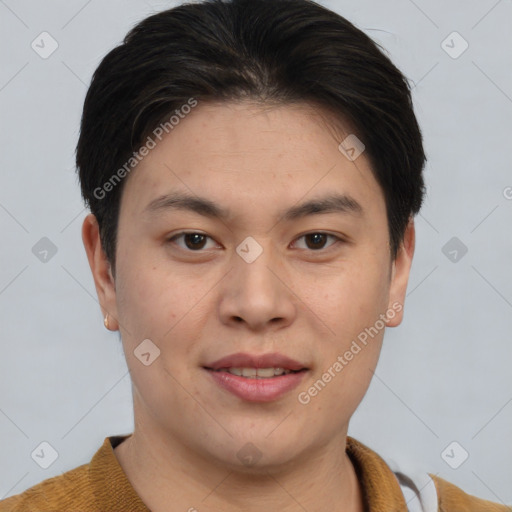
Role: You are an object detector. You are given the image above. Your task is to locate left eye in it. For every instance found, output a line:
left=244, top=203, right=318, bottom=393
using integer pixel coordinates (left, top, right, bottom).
left=293, top=233, right=340, bottom=250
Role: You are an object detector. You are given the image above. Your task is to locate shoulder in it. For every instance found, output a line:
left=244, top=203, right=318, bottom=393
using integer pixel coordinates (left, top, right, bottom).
left=429, top=474, right=512, bottom=512
left=0, top=434, right=140, bottom=512
left=346, top=436, right=511, bottom=511
left=0, top=463, right=94, bottom=512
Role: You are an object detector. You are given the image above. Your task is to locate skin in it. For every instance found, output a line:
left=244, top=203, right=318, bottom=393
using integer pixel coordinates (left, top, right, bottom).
left=82, top=100, right=415, bottom=512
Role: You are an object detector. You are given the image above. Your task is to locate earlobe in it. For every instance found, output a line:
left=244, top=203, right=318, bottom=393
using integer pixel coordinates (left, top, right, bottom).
left=386, top=217, right=415, bottom=328
left=81, top=213, right=120, bottom=331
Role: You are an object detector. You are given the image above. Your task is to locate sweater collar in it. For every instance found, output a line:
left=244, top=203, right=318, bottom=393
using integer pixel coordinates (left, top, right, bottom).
left=88, top=434, right=150, bottom=511
left=346, top=436, right=409, bottom=511
left=89, top=434, right=408, bottom=511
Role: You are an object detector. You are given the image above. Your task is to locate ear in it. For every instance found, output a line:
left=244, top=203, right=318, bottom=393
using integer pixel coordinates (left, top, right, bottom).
left=386, top=217, right=415, bottom=327
left=81, top=213, right=119, bottom=331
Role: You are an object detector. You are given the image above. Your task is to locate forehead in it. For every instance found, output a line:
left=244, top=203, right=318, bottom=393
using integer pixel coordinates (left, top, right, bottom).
left=119, top=101, right=385, bottom=224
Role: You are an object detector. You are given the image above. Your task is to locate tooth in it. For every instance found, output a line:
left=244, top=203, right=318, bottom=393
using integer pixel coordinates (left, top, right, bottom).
left=256, top=368, right=276, bottom=378
left=220, top=367, right=296, bottom=378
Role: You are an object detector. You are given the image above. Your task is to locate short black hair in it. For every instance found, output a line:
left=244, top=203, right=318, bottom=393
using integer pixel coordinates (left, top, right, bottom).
left=76, top=0, right=426, bottom=274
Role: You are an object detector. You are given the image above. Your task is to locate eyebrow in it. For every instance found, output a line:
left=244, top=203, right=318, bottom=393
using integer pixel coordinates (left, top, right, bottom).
left=143, top=191, right=364, bottom=222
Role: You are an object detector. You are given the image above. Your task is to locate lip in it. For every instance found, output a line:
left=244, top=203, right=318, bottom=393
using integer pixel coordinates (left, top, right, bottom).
left=203, top=352, right=308, bottom=402
left=205, top=368, right=307, bottom=402
left=205, top=352, right=306, bottom=371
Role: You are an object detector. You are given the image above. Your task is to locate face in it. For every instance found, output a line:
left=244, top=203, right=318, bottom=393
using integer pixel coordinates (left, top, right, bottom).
left=83, top=101, right=414, bottom=470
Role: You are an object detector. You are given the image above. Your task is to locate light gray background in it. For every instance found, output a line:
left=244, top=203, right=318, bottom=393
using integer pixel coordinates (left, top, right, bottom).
left=1, top=0, right=511, bottom=505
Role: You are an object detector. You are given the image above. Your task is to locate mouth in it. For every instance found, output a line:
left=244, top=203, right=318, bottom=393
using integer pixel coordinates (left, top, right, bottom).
left=208, top=367, right=305, bottom=378
left=203, top=352, right=309, bottom=402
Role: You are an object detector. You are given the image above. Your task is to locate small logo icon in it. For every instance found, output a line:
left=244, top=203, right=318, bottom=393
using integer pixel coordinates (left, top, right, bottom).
left=503, top=186, right=512, bottom=200
left=236, top=442, right=263, bottom=466
left=31, top=32, right=59, bottom=59
left=442, top=237, right=468, bottom=263
left=134, top=339, right=161, bottom=366
left=338, top=134, right=365, bottom=161
left=441, top=441, right=469, bottom=469
left=31, top=441, right=59, bottom=469
left=441, top=32, right=469, bottom=59
left=236, top=236, right=263, bottom=264
left=32, top=237, right=58, bottom=263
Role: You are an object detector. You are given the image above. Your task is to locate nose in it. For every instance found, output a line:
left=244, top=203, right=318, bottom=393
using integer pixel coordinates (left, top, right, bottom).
left=218, top=240, right=297, bottom=331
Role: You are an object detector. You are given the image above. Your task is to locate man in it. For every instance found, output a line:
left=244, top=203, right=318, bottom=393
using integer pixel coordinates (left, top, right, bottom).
left=1, top=0, right=509, bottom=510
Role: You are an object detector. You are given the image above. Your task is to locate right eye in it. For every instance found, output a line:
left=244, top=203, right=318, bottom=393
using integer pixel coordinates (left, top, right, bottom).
left=167, top=232, right=219, bottom=251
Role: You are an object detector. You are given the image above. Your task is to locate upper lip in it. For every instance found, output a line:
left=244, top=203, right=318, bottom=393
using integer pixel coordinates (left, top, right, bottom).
left=204, top=352, right=307, bottom=371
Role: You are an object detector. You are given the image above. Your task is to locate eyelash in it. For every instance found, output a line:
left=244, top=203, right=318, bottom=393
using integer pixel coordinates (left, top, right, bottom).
left=166, top=231, right=345, bottom=252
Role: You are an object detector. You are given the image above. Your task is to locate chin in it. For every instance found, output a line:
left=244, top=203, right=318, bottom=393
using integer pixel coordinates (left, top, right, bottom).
left=202, top=427, right=312, bottom=473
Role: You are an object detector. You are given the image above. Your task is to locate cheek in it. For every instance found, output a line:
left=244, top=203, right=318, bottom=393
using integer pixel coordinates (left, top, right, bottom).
left=115, top=262, right=180, bottom=341
left=115, top=266, right=203, bottom=397
left=115, top=255, right=211, bottom=356
left=314, top=260, right=390, bottom=336
left=324, top=260, right=389, bottom=394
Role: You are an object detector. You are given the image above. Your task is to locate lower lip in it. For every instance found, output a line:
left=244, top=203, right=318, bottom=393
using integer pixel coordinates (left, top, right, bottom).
left=206, top=369, right=307, bottom=402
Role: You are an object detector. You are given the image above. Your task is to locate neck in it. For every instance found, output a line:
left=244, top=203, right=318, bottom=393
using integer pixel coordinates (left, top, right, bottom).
left=114, top=423, right=364, bottom=512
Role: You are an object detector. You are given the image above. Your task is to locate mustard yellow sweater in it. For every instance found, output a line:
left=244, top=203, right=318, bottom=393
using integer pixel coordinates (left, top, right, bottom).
left=1, top=435, right=510, bottom=511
